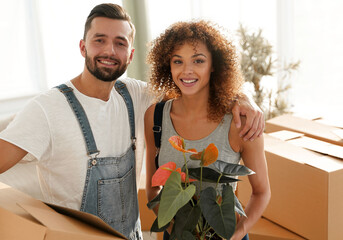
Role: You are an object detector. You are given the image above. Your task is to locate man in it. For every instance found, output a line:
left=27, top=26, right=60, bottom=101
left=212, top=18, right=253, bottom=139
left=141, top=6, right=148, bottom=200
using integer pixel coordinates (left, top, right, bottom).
left=0, top=3, right=263, bottom=240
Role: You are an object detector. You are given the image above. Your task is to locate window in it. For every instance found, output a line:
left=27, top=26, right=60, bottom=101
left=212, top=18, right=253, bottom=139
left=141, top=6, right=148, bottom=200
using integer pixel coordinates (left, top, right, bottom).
left=1, top=0, right=342, bottom=120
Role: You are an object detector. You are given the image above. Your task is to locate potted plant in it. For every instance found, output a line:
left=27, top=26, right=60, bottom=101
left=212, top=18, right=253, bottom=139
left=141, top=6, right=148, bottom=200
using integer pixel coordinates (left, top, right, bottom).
left=148, top=136, right=254, bottom=239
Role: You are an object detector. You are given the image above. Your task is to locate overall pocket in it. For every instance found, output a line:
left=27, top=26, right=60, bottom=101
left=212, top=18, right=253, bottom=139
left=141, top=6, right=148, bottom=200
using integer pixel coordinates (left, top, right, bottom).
left=97, top=166, right=135, bottom=223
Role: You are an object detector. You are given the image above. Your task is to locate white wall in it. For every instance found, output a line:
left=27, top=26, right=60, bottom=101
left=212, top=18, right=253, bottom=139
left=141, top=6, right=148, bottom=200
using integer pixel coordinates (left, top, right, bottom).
left=0, top=0, right=342, bottom=121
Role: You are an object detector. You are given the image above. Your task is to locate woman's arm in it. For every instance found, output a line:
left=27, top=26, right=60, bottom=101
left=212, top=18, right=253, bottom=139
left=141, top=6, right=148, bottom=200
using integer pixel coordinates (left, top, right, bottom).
left=144, top=104, right=162, bottom=215
left=229, top=119, right=271, bottom=240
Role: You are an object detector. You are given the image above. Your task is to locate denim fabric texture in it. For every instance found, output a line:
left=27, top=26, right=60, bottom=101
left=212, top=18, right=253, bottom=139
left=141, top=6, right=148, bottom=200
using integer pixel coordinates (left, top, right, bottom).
left=56, top=81, right=142, bottom=239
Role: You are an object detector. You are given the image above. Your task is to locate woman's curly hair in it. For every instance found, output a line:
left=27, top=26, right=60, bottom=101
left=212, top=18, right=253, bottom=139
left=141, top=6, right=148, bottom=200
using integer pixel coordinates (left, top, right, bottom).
left=146, top=20, right=244, bottom=122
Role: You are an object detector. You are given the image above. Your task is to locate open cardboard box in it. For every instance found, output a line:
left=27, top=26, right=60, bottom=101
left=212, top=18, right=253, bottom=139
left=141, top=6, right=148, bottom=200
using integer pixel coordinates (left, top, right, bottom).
left=269, top=130, right=343, bottom=159
left=265, top=114, right=343, bottom=147
left=237, top=133, right=343, bottom=240
left=0, top=182, right=126, bottom=240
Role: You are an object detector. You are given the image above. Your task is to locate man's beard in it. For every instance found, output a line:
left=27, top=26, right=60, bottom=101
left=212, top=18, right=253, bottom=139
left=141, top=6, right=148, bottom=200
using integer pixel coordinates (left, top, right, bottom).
left=85, top=51, right=128, bottom=82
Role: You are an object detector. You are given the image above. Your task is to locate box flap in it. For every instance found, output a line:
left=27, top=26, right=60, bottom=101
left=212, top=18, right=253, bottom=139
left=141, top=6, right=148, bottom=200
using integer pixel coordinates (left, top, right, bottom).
left=264, top=134, right=321, bottom=164
left=46, top=203, right=126, bottom=239
left=287, top=136, right=343, bottom=159
left=305, top=156, right=343, bottom=172
left=266, top=114, right=343, bottom=146
left=332, top=129, right=343, bottom=139
left=0, top=182, right=45, bottom=224
left=0, top=206, right=47, bottom=240
left=264, top=134, right=343, bottom=172
left=268, top=130, right=304, bottom=141
left=315, top=117, right=343, bottom=129
left=18, top=202, right=125, bottom=239
left=44, top=229, right=122, bottom=240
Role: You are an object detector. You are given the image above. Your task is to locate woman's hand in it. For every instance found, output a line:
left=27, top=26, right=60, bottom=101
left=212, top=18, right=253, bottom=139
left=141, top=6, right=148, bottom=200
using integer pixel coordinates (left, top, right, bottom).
left=232, top=95, right=264, bottom=141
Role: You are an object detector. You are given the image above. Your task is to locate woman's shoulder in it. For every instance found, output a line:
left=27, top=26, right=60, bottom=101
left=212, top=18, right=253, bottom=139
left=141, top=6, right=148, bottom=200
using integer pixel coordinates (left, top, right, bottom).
left=228, top=114, right=246, bottom=152
left=145, top=103, right=157, bottom=118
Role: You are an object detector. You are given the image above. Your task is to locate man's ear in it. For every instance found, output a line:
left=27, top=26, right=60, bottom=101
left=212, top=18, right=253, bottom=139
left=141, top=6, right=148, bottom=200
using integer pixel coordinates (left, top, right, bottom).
left=79, top=39, right=86, bottom=58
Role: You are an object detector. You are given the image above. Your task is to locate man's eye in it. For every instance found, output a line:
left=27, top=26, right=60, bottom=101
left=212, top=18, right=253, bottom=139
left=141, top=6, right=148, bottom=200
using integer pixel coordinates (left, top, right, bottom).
left=117, top=42, right=127, bottom=47
left=95, top=39, right=103, bottom=43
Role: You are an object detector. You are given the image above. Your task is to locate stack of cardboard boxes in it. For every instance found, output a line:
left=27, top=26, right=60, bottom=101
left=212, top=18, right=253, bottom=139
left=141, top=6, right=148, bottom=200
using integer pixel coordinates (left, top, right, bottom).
left=238, top=114, right=343, bottom=240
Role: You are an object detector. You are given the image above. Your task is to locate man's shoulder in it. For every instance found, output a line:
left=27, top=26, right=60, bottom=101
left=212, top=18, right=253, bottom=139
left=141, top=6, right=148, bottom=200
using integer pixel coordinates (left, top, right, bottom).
left=34, top=87, right=63, bottom=100
left=28, top=84, right=69, bottom=111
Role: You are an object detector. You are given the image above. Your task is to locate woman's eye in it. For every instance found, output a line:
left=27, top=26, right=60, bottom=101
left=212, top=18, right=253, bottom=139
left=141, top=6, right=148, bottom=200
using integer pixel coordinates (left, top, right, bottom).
left=195, top=59, right=205, bottom=64
left=173, top=60, right=182, bottom=64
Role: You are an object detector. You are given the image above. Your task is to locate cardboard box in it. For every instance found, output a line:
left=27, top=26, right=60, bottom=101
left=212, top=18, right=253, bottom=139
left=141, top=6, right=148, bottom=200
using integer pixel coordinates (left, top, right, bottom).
left=0, top=182, right=126, bottom=240
left=237, top=133, right=343, bottom=240
left=249, top=217, right=305, bottom=240
left=265, top=114, right=343, bottom=147
left=269, top=130, right=343, bottom=159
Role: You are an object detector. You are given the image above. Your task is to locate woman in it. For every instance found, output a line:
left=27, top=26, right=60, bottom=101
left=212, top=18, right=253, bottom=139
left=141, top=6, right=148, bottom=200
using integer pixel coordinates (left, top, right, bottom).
left=144, top=20, right=271, bottom=240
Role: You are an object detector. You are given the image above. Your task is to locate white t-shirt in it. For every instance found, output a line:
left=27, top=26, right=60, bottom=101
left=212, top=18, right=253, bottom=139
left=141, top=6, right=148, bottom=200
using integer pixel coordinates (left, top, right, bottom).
left=0, top=77, right=152, bottom=210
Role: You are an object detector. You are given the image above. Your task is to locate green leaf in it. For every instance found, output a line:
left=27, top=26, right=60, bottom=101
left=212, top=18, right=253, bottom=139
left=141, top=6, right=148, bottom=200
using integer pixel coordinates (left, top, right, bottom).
left=181, top=231, right=196, bottom=240
left=234, top=194, right=247, bottom=217
left=169, top=226, right=177, bottom=240
left=213, top=160, right=255, bottom=176
left=188, top=168, right=240, bottom=183
left=158, top=171, right=196, bottom=228
left=147, top=189, right=162, bottom=210
left=150, top=218, right=170, bottom=232
left=200, top=185, right=236, bottom=239
left=174, top=203, right=201, bottom=239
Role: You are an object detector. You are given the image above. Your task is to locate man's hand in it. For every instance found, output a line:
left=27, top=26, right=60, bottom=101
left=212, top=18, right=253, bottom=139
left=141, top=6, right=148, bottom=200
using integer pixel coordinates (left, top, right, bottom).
left=232, top=95, right=264, bottom=141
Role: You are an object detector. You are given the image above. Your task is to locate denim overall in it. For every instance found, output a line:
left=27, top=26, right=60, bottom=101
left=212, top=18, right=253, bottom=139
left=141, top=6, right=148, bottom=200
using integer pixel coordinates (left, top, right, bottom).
left=56, top=80, right=142, bottom=240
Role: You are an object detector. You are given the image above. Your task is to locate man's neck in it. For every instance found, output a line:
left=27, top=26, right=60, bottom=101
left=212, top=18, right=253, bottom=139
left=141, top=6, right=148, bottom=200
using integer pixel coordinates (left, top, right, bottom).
left=71, top=71, right=115, bottom=101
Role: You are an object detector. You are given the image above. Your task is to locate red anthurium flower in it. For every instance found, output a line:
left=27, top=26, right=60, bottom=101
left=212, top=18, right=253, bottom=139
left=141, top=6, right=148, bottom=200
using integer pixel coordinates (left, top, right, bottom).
left=152, top=162, right=197, bottom=187
left=176, top=168, right=197, bottom=183
left=169, top=136, right=198, bottom=154
left=152, top=162, right=176, bottom=187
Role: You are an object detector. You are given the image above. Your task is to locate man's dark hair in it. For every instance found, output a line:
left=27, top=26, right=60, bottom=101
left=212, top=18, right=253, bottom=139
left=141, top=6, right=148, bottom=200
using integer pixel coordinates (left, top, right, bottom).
left=83, top=3, right=135, bottom=43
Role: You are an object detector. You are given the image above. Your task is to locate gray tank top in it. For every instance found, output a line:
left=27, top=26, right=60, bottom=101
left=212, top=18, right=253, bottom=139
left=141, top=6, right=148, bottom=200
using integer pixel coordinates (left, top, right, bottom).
left=158, top=100, right=241, bottom=194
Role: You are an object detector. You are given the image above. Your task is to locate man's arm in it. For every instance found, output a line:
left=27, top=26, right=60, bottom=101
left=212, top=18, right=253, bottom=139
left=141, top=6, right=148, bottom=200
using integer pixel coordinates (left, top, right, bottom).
left=0, top=139, right=27, bottom=173
left=232, top=94, right=264, bottom=141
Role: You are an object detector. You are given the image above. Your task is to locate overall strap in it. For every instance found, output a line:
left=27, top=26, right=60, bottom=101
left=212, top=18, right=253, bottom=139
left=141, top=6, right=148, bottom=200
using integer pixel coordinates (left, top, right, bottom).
left=55, top=84, right=99, bottom=157
left=114, top=80, right=136, bottom=151
left=153, top=101, right=166, bottom=169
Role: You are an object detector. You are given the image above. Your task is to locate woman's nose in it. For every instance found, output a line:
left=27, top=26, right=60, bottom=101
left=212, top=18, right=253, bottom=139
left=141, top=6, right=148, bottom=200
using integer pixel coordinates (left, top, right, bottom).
left=183, top=63, right=194, bottom=74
